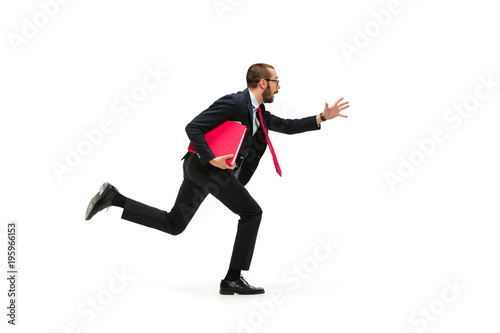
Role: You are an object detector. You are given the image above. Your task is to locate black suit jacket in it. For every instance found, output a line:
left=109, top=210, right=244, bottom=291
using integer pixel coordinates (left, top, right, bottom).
left=185, top=88, right=320, bottom=185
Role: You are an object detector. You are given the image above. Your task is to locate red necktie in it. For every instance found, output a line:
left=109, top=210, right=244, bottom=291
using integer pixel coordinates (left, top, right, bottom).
left=257, top=107, right=282, bottom=177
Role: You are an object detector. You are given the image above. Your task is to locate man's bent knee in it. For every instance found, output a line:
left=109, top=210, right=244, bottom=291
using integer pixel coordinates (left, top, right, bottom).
left=241, top=204, right=262, bottom=221
left=164, top=215, right=189, bottom=236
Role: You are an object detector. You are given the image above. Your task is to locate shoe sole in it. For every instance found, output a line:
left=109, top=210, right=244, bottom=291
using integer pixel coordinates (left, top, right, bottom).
left=219, top=289, right=265, bottom=295
left=85, top=182, right=110, bottom=220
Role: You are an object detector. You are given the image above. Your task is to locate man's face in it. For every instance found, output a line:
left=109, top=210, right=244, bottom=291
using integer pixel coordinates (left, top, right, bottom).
left=262, top=68, right=280, bottom=103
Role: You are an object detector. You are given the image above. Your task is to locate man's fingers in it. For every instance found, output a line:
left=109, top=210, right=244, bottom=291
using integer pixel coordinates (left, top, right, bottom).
left=334, top=97, right=344, bottom=106
left=222, top=160, right=236, bottom=170
left=221, top=154, right=236, bottom=170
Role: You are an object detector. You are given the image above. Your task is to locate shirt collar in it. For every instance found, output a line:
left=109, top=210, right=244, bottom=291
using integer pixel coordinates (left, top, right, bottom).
left=248, top=89, right=260, bottom=111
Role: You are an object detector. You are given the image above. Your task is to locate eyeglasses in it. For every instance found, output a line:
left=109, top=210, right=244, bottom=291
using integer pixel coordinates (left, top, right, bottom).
left=254, top=79, right=280, bottom=85
left=264, top=79, right=279, bottom=85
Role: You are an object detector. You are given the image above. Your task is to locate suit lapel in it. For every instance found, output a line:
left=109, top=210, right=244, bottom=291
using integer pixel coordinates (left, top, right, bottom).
left=244, top=88, right=254, bottom=122
left=243, top=88, right=268, bottom=134
left=243, top=88, right=258, bottom=135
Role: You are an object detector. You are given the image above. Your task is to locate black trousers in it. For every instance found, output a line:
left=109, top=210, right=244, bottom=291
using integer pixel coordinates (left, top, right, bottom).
left=121, top=152, right=262, bottom=270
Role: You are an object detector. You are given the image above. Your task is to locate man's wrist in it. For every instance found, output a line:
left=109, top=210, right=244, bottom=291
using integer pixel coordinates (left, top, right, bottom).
left=317, top=113, right=326, bottom=125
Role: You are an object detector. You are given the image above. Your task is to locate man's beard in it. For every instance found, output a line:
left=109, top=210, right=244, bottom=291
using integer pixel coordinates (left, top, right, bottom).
left=262, top=85, right=277, bottom=103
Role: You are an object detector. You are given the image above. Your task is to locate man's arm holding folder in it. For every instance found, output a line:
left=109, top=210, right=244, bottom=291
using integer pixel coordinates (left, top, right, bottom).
left=185, top=94, right=235, bottom=166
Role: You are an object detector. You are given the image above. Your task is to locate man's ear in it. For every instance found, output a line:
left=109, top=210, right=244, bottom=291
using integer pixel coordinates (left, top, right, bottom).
left=258, top=79, right=266, bottom=89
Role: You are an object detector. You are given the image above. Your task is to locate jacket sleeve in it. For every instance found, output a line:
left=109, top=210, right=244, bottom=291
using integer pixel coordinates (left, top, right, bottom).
left=265, top=111, right=321, bottom=134
left=185, top=94, right=235, bottom=165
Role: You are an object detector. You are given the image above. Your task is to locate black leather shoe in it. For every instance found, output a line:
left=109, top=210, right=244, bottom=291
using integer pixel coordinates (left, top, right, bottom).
left=85, top=182, right=118, bottom=221
left=219, top=276, right=265, bottom=295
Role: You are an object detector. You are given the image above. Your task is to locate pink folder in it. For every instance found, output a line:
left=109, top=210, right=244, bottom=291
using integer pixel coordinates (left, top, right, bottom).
left=188, top=121, right=247, bottom=165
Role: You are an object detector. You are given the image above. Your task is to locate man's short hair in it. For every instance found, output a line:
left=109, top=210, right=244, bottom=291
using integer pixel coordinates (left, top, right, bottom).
left=246, top=63, right=274, bottom=88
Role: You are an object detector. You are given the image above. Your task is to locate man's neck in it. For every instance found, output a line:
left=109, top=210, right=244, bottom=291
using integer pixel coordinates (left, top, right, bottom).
left=248, top=88, right=263, bottom=105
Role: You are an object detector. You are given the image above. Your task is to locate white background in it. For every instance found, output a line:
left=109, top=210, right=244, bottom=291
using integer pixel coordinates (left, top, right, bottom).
left=1, top=0, right=499, bottom=332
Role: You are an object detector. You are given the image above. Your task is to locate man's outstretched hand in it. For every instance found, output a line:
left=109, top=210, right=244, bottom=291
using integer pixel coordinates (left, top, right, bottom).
left=209, top=154, right=236, bottom=170
left=323, top=97, right=350, bottom=120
